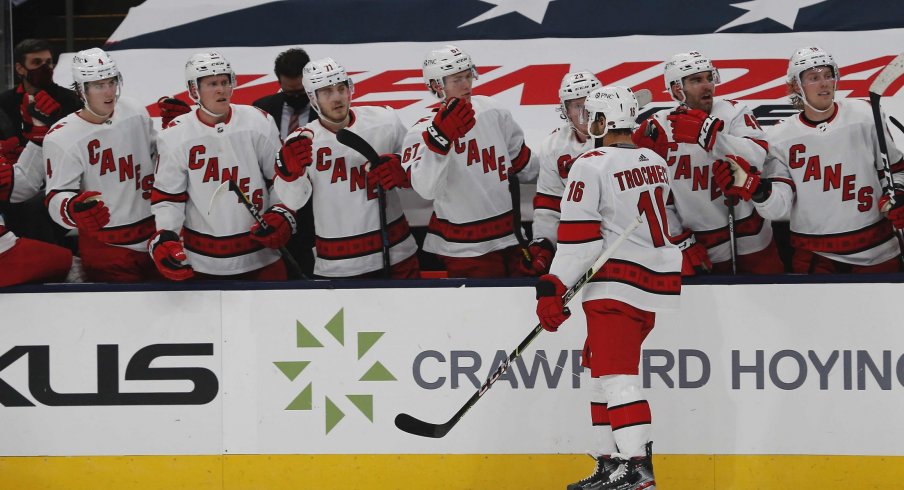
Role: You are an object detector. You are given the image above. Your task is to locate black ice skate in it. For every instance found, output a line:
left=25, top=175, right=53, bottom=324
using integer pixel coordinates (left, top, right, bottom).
left=596, top=442, right=655, bottom=490
left=566, top=454, right=620, bottom=490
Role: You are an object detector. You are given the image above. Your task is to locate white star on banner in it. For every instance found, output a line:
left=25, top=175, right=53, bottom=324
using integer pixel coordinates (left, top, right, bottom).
left=459, top=0, right=557, bottom=28
left=716, top=0, right=828, bottom=32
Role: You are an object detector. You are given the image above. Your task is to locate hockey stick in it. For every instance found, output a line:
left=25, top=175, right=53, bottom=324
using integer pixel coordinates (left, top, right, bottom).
left=335, top=128, right=391, bottom=278
left=209, top=179, right=304, bottom=279
left=394, top=215, right=644, bottom=438
left=890, top=115, right=904, bottom=135
left=868, top=53, right=904, bottom=260
left=727, top=197, right=738, bottom=275
left=508, top=172, right=533, bottom=263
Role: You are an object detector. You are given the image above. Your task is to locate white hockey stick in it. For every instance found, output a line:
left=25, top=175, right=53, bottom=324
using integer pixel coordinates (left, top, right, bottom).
left=868, top=53, right=904, bottom=259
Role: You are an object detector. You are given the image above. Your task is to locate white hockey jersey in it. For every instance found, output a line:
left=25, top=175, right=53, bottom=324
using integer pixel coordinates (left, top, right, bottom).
left=402, top=95, right=537, bottom=257
left=274, top=107, right=418, bottom=277
left=533, top=124, right=593, bottom=245
left=0, top=143, right=45, bottom=254
left=152, top=105, right=283, bottom=275
left=756, top=100, right=904, bottom=265
left=647, top=99, right=773, bottom=261
left=44, top=97, right=157, bottom=251
left=551, top=144, right=681, bottom=311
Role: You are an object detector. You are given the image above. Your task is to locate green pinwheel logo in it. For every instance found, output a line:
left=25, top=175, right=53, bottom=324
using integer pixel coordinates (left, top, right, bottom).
left=273, top=308, right=396, bottom=434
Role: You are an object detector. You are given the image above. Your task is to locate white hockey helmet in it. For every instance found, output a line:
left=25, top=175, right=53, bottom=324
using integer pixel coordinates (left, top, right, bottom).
left=184, top=52, right=236, bottom=103
left=584, top=86, right=641, bottom=140
left=422, top=45, right=478, bottom=99
left=663, top=51, right=720, bottom=103
left=302, top=57, right=354, bottom=115
left=786, top=46, right=839, bottom=113
left=71, top=48, right=122, bottom=99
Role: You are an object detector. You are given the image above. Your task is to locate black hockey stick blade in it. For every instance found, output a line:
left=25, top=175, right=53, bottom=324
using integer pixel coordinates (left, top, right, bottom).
left=336, top=128, right=381, bottom=165
left=394, top=413, right=453, bottom=439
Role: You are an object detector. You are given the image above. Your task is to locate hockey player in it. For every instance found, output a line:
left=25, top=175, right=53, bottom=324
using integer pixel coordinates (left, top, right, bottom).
left=43, top=48, right=159, bottom=282
left=529, top=71, right=601, bottom=276
left=399, top=45, right=536, bottom=278
left=272, top=57, right=419, bottom=279
left=537, top=86, right=680, bottom=490
left=0, top=144, right=73, bottom=287
left=151, top=51, right=293, bottom=281
left=719, top=46, right=903, bottom=273
left=633, top=51, right=783, bottom=275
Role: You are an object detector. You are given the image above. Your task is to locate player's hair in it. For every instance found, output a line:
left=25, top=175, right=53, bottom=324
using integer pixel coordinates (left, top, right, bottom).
left=14, top=38, right=53, bottom=65
left=274, top=48, right=310, bottom=79
left=786, top=80, right=804, bottom=111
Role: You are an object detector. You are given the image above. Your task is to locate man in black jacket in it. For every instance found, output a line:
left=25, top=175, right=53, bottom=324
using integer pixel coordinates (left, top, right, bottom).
left=253, top=47, right=317, bottom=277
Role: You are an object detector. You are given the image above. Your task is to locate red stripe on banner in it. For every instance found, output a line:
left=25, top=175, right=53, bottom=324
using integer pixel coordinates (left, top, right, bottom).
left=428, top=211, right=513, bottom=243
left=316, top=216, right=411, bottom=260
left=558, top=220, right=601, bottom=244
left=591, top=402, right=609, bottom=426
left=791, top=219, right=894, bottom=255
left=93, top=216, right=156, bottom=245
left=510, top=143, right=531, bottom=174
left=151, top=188, right=188, bottom=205
left=695, top=212, right=765, bottom=249
left=592, top=258, right=681, bottom=295
left=533, top=192, right=561, bottom=212
left=608, top=400, right=652, bottom=431
left=183, top=227, right=262, bottom=258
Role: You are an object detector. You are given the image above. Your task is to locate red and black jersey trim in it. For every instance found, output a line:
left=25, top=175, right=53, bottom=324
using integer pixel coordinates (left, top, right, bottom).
left=533, top=192, right=561, bottom=212
left=509, top=143, right=531, bottom=174
left=590, top=402, right=610, bottom=427
left=151, top=187, right=188, bottom=205
left=316, top=216, right=412, bottom=260
left=608, top=400, right=652, bottom=431
left=746, top=137, right=769, bottom=153
left=799, top=103, right=839, bottom=127
left=694, top=212, right=765, bottom=249
left=791, top=219, right=895, bottom=255
left=890, top=158, right=904, bottom=174
left=93, top=216, right=156, bottom=246
left=428, top=211, right=514, bottom=243
left=558, top=220, right=602, bottom=244
left=771, top=177, right=796, bottom=191
left=590, top=258, right=681, bottom=296
left=183, top=227, right=263, bottom=258
left=44, top=189, right=79, bottom=227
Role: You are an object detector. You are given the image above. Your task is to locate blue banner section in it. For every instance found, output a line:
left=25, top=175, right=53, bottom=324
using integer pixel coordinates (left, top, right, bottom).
left=106, top=0, right=904, bottom=50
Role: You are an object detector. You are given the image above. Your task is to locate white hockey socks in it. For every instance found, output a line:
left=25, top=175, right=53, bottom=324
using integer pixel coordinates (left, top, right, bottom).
left=599, top=374, right=651, bottom=458
left=589, top=376, right=618, bottom=455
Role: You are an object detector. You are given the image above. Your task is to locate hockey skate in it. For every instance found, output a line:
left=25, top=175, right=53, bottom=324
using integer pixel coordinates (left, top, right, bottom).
left=566, top=454, right=620, bottom=490
left=596, top=442, right=655, bottom=490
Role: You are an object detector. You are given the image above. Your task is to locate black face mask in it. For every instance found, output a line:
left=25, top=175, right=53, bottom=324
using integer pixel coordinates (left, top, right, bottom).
left=284, top=91, right=309, bottom=111
left=24, top=63, right=54, bottom=89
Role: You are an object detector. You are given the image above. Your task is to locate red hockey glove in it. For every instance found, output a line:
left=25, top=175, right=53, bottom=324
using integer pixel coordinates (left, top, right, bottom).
left=0, top=163, right=12, bottom=202
left=673, top=232, right=711, bottom=276
left=719, top=155, right=761, bottom=201
left=667, top=107, right=723, bottom=152
left=521, top=238, right=555, bottom=276
left=631, top=118, right=670, bottom=159
left=34, top=91, right=61, bottom=117
left=65, top=191, right=110, bottom=231
left=148, top=230, right=194, bottom=281
left=157, top=96, right=191, bottom=127
left=880, top=190, right=904, bottom=229
left=0, top=136, right=23, bottom=163
left=250, top=205, right=297, bottom=249
left=423, top=97, right=476, bottom=155
left=369, top=153, right=410, bottom=190
left=275, top=129, right=313, bottom=182
left=23, top=125, right=49, bottom=145
left=536, top=273, right=570, bottom=332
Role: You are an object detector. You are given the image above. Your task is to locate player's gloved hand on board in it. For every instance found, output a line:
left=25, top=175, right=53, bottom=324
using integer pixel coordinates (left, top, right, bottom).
left=66, top=191, right=110, bottom=231
left=521, top=238, right=555, bottom=276
left=712, top=155, right=767, bottom=202
left=157, top=96, right=192, bottom=128
left=250, top=205, right=297, bottom=249
left=34, top=90, right=62, bottom=118
left=0, top=162, right=12, bottom=202
left=631, top=118, right=670, bottom=159
left=672, top=231, right=711, bottom=276
left=0, top=136, right=23, bottom=163
left=368, top=153, right=410, bottom=190
left=536, top=273, right=570, bottom=332
left=667, top=106, right=723, bottom=152
left=879, top=188, right=904, bottom=229
left=275, top=128, right=313, bottom=182
left=423, top=97, right=476, bottom=155
left=148, top=229, right=194, bottom=281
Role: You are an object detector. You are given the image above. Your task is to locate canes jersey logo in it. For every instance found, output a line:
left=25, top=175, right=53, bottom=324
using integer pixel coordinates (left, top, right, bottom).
left=85, top=138, right=154, bottom=199
left=273, top=308, right=396, bottom=434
